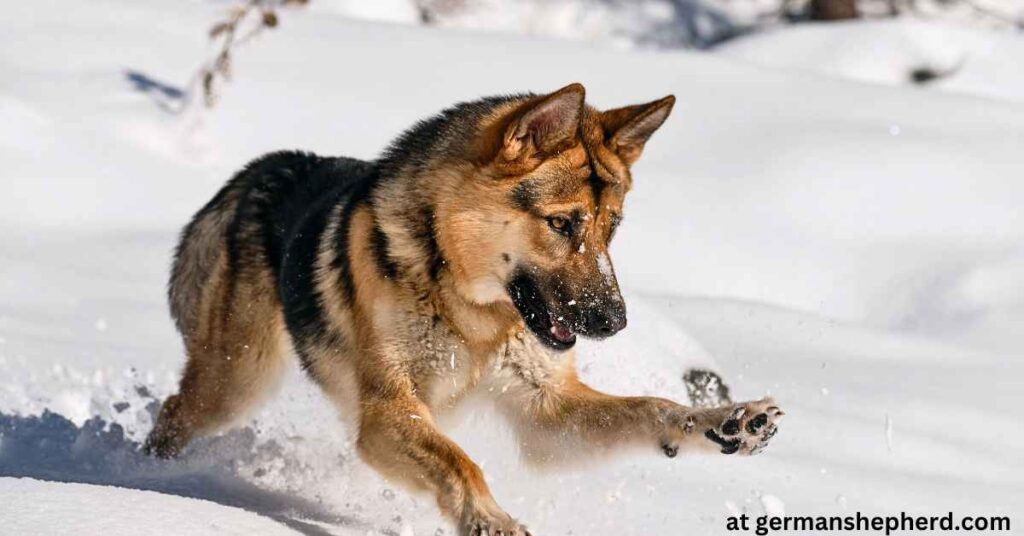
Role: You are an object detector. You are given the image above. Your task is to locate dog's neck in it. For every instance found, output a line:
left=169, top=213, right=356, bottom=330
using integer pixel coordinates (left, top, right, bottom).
left=435, top=276, right=523, bottom=356
left=360, top=194, right=521, bottom=359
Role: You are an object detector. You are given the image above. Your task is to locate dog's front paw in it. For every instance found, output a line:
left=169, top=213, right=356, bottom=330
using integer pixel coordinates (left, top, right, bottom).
left=702, top=398, right=783, bottom=455
left=461, top=508, right=532, bottom=536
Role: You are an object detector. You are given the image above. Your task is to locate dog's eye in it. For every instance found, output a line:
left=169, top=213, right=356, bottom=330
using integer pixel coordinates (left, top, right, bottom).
left=547, top=215, right=573, bottom=237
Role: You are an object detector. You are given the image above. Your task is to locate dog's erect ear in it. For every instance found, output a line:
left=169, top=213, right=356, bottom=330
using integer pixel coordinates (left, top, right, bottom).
left=501, top=83, right=585, bottom=162
left=602, top=95, right=675, bottom=165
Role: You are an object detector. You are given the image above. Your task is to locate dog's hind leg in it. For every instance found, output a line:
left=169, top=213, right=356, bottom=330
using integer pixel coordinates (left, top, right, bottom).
left=145, top=265, right=288, bottom=458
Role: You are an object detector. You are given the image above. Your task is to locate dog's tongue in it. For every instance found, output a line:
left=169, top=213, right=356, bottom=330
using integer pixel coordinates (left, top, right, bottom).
left=549, top=320, right=574, bottom=343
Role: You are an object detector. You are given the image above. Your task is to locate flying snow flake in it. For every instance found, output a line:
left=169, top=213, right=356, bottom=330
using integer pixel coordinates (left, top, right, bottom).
left=578, top=243, right=586, bottom=254
left=597, top=253, right=613, bottom=281
left=605, top=480, right=626, bottom=503
left=410, top=414, right=422, bottom=420
left=889, top=124, right=901, bottom=136
left=94, top=318, right=107, bottom=332
left=567, top=300, right=576, bottom=306
left=759, top=494, right=785, bottom=517
left=450, top=352, right=456, bottom=370
left=820, top=387, right=829, bottom=396
left=885, top=414, right=894, bottom=453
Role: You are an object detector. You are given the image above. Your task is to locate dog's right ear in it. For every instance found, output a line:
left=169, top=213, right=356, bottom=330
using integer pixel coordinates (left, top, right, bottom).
left=601, top=95, right=675, bottom=166
left=500, top=83, right=585, bottom=163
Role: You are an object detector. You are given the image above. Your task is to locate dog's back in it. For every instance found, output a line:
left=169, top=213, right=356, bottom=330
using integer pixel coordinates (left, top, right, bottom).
left=168, top=152, right=373, bottom=334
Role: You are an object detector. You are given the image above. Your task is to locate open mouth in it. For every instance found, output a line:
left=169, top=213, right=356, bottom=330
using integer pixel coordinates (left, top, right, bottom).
left=507, top=274, right=576, bottom=350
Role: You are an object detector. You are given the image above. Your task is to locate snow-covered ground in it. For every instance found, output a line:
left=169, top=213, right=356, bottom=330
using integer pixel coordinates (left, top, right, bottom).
left=310, top=0, right=1024, bottom=50
left=2, top=1, right=1023, bottom=534
left=718, top=19, right=1024, bottom=104
left=0, top=477, right=302, bottom=536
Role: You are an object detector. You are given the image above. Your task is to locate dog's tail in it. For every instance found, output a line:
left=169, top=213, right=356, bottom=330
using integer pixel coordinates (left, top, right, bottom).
left=167, top=179, right=242, bottom=336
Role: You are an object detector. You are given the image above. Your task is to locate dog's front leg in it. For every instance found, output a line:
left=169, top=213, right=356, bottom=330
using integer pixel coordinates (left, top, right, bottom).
left=497, top=369, right=783, bottom=461
left=357, top=386, right=531, bottom=536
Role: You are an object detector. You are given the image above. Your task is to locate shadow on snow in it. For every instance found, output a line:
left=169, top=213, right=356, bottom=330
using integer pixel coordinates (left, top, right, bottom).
left=0, top=410, right=364, bottom=536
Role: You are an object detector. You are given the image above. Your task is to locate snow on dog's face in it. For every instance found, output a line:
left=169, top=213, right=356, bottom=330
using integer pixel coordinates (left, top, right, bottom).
left=442, top=84, right=674, bottom=350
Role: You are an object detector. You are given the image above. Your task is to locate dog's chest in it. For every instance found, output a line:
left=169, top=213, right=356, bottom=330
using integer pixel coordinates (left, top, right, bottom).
left=401, top=319, right=482, bottom=409
left=421, top=343, right=475, bottom=408
left=410, top=326, right=559, bottom=408
left=418, top=331, right=567, bottom=412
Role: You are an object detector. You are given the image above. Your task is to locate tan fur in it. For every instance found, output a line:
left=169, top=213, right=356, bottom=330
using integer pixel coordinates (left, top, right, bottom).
left=146, top=84, right=783, bottom=536
left=149, top=252, right=290, bottom=455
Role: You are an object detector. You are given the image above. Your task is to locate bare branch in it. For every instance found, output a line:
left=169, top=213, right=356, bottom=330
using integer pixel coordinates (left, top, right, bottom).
left=182, top=0, right=306, bottom=110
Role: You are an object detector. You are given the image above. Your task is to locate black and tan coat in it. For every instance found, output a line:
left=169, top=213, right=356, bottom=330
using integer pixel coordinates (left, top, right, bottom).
left=146, top=83, right=783, bottom=536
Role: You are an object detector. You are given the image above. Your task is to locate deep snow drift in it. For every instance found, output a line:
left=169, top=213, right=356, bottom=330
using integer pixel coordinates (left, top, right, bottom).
left=2, top=1, right=1023, bottom=534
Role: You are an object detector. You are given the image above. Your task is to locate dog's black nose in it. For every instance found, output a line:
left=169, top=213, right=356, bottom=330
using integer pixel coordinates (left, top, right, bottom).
left=582, top=307, right=627, bottom=338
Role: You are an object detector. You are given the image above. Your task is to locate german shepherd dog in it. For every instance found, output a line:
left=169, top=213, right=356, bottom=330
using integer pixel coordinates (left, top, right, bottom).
left=145, top=83, right=783, bottom=535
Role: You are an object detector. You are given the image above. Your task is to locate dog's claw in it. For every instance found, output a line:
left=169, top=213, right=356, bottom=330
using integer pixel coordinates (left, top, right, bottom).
left=463, top=512, right=528, bottom=536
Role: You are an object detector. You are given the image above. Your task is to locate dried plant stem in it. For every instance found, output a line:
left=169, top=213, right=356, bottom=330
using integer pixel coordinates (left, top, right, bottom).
left=184, top=0, right=306, bottom=109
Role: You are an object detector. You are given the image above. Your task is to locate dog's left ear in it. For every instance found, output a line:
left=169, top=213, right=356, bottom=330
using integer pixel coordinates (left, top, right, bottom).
left=602, top=95, right=675, bottom=165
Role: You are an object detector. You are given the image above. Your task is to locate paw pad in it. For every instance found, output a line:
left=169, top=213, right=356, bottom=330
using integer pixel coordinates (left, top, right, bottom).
left=746, top=413, right=769, bottom=434
left=704, top=428, right=741, bottom=454
left=707, top=399, right=783, bottom=455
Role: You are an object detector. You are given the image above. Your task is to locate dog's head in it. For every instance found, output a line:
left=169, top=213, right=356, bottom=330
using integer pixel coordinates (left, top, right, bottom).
left=440, top=83, right=674, bottom=350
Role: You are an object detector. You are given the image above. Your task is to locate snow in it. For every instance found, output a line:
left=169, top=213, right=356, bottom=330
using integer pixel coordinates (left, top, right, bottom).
left=759, top=493, right=785, bottom=517
left=2, top=0, right=1023, bottom=534
left=718, top=19, right=1024, bottom=104
left=0, top=477, right=301, bottom=536
left=314, top=0, right=1024, bottom=51
left=415, top=0, right=734, bottom=49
